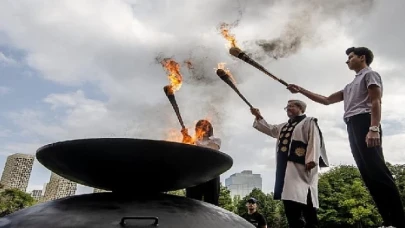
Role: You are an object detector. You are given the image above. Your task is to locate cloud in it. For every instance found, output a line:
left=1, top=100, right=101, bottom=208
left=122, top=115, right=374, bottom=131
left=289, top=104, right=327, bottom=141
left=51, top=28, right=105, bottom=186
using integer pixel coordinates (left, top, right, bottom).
left=0, top=127, right=11, bottom=138
left=0, top=52, right=17, bottom=66
left=0, top=142, right=43, bottom=156
left=345, top=1, right=405, bottom=64
left=0, top=86, right=11, bottom=95
left=0, top=0, right=404, bottom=194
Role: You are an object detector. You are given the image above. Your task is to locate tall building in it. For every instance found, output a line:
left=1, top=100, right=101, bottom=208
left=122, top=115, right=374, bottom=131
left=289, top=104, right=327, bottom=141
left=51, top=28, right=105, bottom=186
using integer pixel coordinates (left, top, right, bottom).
left=30, top=189, right=42, bottom=201
left=225, top=170, right=262, bottom=197
left=0, top=153, right=35, bottom=192
left=42, top=183, right=48, bottom=196
left=93, top=188, right=110, bottom=193
left=42, top=173, right=77, bottom=202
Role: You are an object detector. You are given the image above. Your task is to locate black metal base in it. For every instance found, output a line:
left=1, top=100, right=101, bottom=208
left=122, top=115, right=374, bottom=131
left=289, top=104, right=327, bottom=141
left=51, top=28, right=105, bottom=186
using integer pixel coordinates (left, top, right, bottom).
left=0, top=193, right=254, bottom=228
left=36, top=138, right=233, bottom=192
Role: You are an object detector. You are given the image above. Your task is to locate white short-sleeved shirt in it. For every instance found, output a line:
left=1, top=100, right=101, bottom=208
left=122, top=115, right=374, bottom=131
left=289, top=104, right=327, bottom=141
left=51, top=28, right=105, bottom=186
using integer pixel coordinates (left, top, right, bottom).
left=342, top=66, right=383, bottom=119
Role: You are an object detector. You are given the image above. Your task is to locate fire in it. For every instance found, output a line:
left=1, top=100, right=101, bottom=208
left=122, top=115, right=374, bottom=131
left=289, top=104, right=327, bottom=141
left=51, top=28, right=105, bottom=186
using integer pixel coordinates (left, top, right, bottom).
left=165, top=129, right=183, bottom=143
left=161, top=58, right=183, bottom=92
left=216, top=62, right=236, bottom=84
left=165, top=128, right=195, bottom=145
left=165, top=119, right=214, bottom=145
left=194, top=119, right=212, bottom=141
left=181, top=131, right=195, bottom=145
left=219, top=23, right=239, bottom=49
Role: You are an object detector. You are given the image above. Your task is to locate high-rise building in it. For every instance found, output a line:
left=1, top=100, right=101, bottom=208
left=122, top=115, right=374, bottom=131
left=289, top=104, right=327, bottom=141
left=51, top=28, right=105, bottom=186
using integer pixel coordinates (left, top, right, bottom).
left=225, top=170, right=262, bottom=197
left=42, top=173, right=77, bottom=202
left=93, top=188, right=110, bottom=193
left=30, top=189, right=43, bottom=201
left=42, top=183, right=47, bottom=196
left=0, top=153, right=35, bottom=192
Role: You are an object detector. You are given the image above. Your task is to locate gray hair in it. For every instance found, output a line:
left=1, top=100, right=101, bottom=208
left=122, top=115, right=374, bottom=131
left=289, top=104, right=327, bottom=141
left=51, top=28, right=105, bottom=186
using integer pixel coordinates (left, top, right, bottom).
left=288, top=100, right=307, bottom=113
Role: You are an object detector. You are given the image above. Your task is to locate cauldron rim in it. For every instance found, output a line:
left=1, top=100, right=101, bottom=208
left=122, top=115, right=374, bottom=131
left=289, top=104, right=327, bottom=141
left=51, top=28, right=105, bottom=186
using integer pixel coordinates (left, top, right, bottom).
left=35, top=137, right=233, bottom=192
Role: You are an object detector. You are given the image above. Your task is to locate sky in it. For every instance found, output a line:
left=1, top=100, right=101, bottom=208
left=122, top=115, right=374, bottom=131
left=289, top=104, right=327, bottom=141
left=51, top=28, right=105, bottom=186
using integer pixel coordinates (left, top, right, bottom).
left=1, top=0, right=405, bottom=195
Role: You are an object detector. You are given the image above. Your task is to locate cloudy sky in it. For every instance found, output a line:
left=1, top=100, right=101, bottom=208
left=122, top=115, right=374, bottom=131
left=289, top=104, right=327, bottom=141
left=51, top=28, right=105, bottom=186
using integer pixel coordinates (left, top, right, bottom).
left=1, top=0, right=405, bottom=195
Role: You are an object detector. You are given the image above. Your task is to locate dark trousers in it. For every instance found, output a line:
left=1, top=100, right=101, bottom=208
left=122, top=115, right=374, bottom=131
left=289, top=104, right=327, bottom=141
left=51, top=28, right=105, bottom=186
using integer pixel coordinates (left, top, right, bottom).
left=283, top=190, right=318, bottom=228
left=186, top=176, right=220, bottom=206
left=346, top=113, right=405, bottom=227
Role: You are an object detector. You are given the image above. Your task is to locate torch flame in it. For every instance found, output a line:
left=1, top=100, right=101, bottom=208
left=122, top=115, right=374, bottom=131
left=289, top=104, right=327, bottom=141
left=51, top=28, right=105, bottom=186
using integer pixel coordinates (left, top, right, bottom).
left=161, top=58, right=183, bottom=92
left=219, top=23, right=239, bottom=49
left=216, top=62, right=237, bottom=84
left=165, top=118, right=214, bottom=145
left=165, top=129, right=182, bottom=143
left=165, top=128, right=195, bottom=145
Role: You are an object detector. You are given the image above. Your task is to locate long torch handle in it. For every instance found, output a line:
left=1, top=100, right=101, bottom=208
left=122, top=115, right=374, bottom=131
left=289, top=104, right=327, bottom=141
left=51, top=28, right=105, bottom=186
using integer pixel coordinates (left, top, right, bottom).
left=216, top=69, right=254, bottom=109
left=167, top=95, right=186, bottom=129
left=230, top=48, right=289, bottom=86
left=164, top=86, right=186, bottom=130
left=232, top=86, right=254, bottom=109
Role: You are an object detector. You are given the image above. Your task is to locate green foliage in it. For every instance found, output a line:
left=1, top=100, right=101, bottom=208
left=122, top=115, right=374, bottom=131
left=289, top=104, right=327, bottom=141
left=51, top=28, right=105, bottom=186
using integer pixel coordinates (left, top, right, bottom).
left=218, top=185, right=236, bottom=212
left=229, top=164, right=405, bottom=227
left=317, top=165, right=382, bottom=227
left=387, top=163, right=405, bottom=205
left=0, top=188, right=36, bottom=217
left=166, top=189, right=186, bottom=196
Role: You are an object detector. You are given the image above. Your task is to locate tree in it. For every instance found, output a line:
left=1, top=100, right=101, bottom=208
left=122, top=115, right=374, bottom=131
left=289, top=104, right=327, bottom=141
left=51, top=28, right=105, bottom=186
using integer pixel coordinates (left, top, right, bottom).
left=166, top=189, right=186, bottom=196
left=387, top=163, right=405, bottom=207
left=218, top=185, right=236, bottom=212
left=0, top=188, right=36, bottom=217
left=318, top=165, right=382, bottom=227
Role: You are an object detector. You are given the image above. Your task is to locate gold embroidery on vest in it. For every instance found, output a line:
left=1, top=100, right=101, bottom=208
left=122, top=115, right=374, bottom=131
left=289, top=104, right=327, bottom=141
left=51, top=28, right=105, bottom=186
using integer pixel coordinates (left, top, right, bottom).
left=295, top=147, right=306, bottom=157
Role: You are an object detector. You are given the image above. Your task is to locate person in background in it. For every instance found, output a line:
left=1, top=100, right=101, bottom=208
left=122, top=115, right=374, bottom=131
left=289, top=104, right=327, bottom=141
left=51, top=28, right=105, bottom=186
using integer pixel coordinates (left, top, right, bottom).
left=181, top=119, right=221, bottom=206
left=242, top=197, right=267, bottom=228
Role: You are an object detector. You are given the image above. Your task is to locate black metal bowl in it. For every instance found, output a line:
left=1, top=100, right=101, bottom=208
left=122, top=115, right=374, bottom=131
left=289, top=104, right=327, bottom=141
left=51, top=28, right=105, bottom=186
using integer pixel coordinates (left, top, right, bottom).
left=35, top=138, right=233, bottom=192
left=0, top=192, right=255, bottom=228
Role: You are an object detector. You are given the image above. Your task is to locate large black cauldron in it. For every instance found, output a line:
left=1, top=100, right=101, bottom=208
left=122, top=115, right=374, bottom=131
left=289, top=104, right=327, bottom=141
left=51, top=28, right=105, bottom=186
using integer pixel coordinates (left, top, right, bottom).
left=0, top=192, right=253, bottom=228
left=0, top=138, right=255, bottom=228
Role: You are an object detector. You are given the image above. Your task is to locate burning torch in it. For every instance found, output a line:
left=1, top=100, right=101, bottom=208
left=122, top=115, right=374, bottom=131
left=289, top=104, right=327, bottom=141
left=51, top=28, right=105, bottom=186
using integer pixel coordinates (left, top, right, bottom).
left=219, top=23, right=289, bottom=87
left=216, top=68, right=254, bottom=109
left=163, top=85, right=186, bottom=130
left=229, top=47, right=289, bottom=87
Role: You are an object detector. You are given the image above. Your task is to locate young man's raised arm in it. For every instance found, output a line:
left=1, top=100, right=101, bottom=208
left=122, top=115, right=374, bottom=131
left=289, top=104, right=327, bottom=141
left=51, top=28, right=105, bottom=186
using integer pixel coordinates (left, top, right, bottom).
left=287, top=84, right=344, bottom=105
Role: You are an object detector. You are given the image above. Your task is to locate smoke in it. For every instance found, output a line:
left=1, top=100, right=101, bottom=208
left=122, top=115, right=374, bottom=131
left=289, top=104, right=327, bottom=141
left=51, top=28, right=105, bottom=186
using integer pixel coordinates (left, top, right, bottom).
left=255, top=7, right=313, bottom=60
left=234, top=0, right=376, bottom=60
left=132, top=0, right=376, bottom=141
left=151, top=47, right=234, bottom=139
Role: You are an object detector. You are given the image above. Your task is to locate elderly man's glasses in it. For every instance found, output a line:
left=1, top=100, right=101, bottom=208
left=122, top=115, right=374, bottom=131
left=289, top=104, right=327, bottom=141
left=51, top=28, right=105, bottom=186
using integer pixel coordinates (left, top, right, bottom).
left=284, top=105, right=297, bottom=111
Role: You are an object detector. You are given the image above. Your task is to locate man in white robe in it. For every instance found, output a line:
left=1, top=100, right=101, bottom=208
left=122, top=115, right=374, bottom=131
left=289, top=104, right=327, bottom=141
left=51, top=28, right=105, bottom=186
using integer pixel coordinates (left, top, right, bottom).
left=250, top=100, right=329, bottom=228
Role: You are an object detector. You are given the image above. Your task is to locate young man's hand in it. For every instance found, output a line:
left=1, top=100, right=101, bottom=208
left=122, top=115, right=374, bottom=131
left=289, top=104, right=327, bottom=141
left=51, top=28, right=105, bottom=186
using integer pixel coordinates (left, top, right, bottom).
left=286, top=84, right=302, bottom=94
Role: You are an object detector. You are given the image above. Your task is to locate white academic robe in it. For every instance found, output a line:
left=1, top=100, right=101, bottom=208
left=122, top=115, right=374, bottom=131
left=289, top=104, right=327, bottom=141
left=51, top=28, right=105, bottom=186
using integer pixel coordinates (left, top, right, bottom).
left=253, top=115, right=329, bottom=208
